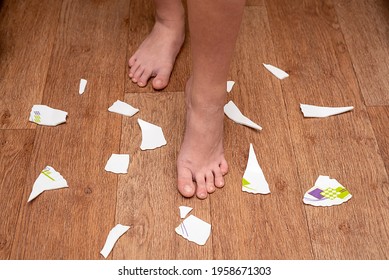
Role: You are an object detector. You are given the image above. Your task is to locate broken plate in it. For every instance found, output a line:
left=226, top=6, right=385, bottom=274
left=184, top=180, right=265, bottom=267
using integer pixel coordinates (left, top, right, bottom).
left=100, top=224, right=130, bottom=258
left=175, top=215, right=211, bottom=246
left=29, top=105, right=68, bottom=126
left=263, top=63, right=289, bottom=79
left=300, top=104, right=354, bottom=118
left=224, top=101, right=262, bottom=130
left=303, top=175, right=352, bottom=207
left=179, top=206, right=193, bottom=219
left=242, top=143, right=270, bottom=194
left=79, top=78, right=87, bottom=95
left=108, top=100, right=139, bottom=117
left=227, top=81, right=235, bottom=93
left=104, top=154, right=130, bottom=174
left=28, top=166, right=68, bottom=202
left=138, top=119, right=167, bottom=150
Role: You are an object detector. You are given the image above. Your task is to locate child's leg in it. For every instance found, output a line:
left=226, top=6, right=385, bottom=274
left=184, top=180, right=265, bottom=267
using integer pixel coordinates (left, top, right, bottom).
left=128, top=0, right=185, bottom=90
left=177, top=0, right=245, bottom=199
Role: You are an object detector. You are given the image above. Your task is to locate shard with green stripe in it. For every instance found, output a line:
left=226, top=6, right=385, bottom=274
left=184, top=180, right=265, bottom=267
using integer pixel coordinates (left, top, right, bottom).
left=242, top=178, right=250, bottom=186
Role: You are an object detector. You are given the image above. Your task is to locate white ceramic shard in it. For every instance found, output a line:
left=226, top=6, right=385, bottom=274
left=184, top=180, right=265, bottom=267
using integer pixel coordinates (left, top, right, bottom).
left=28, top=166, right=68, bottom=202
left=227, top=81, right=235, bottom=93
left=29, top=105, right=68, bottom=126
left=303, top=175, right=352, bottom=207
left=104, top=154, right=130, bottom=174
left=100, top=224, right=130, bottom=258
left=263, top=63, right=289, bottom=79
left=242, top=143, right=270, bottom=194
left=300, top=104, right=354, bottom=118
left=179, top=206, right=193, bottom=219
left=175, top=215, right=211, bottom=246
left=79, top=78, right=87, bottom=95
left=108, top=100, right=139, bottom=117
left=224, top=101, right=262, bottom=131
left=138, top=119, right=167, bottom=150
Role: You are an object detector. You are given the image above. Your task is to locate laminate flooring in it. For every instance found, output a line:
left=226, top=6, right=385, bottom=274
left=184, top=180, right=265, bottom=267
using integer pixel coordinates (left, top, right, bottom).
left=0, top=0, right=388, bottom=260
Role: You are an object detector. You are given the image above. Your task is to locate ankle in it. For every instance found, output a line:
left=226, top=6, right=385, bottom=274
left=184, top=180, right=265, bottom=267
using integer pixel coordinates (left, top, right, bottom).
left=154, top=7, right=185, bottom=28
left=186, top=81, right=227, bottom=110
left=153, top=16, right=185, bottom=46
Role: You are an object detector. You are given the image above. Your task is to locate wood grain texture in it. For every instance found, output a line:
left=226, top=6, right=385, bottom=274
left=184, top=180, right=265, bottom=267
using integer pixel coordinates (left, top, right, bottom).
left=0, top=130, right=35, bottom=259
left=0, top=0, right=63, bottom=129
left=368, top=107, right=389, bottom=174
left=1, top=0, right=388, bottom=260
left=335, top=0, right=389, bottom=106
left=114, top=92, right=213, bottom=259
left=246, top=0, right=264, bottom=6
left=210, top=6, right=313, bottom=259
left=265, top=0, right=389, bottom=259
left=10, top=0, right=130, bottom=259
left=125, top=0, right=191, bottom=94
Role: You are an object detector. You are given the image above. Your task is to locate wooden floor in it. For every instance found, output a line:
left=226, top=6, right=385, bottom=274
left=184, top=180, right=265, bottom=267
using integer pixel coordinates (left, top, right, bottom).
left=0, top=0, right=388, bottom=260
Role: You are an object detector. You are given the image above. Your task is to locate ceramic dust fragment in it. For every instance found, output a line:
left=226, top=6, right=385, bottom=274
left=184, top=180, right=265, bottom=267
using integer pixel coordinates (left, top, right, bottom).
left=303, top=175, right=352, bottom=207
left=100, top=224, right=130, bottom=258
left=79, top=79, right=87, bottom=95
left=104, top=154, right=130, bottom=174
left=242, top=143, right=270, bottom=194
left=29, top=105, right=68, bottom=126
left=138, top=119, right=167, bottom=150
left=263, top=63, right=289, bottom=79
left=175, top=215, right=211, bottom=246
left=224, top=101, right=262, bottom=131
left=227, top=81, right=235, bottom=93
left=179, top=206, right=193, bottom=219
left=28, top=166, right=68, bottom=202
left=108, top=100, right=139, bottom=117
left=300, top=104, right=354, bottom=118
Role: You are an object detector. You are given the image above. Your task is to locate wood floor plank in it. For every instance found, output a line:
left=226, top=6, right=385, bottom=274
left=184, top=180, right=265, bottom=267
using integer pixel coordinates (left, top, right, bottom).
left=335, top=0, right=389, bottom=106
left=10, top=0, right=130, bottom=259
left=368, top=106, right=389, bottom=174
left=114, top=92, right=213, bottom=259
left=210, top=6, right=313, bottom=260
left=246, top=0, right=264, bottom=6
left=1, top=0, right=388, bottom=261
left=0, top=0, right=63, bottom=129
left=0, top=130, right=35, bottom=259
left=266, top=0, right=389, bottom=259
left=125, top=0, right=191, bottom=94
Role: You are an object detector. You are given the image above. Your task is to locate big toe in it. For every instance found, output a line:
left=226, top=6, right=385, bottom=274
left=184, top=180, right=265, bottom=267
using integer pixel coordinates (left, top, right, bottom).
left=152, top=67, right=172, bottom=90
left=177, top=167, right=196, bottom=198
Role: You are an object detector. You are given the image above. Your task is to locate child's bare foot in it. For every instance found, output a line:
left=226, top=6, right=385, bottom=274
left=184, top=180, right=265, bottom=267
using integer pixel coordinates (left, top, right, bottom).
left=177, top=79, right=229, bottom=199
left=128, top=16, right=185, bottom=90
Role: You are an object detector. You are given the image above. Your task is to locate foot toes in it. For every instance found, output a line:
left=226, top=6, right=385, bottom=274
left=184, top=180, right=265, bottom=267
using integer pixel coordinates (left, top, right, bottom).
left=132, top=67, right=144, bottom=83
left=152, top=67, right=172, bottom=90
left=128, top=56, right=137, bottom=67
left=213, top=167, right=225, bottom=188
left=195, top=174, right=208, bottom=199
left=205, top=171, right=216, bottom=193
left=137, top=69, right=153, bottom=87
left=220, top=158, right=229, bottom=175
left=129, top=61, right=140, bottom=78
left=177, top=167, right=196, bottom=198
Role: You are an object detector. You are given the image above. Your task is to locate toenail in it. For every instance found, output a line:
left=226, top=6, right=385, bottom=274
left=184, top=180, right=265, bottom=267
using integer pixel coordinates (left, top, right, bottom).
left=138, top=82, right=144, bottom=86
left=184, top=185, right=193, bottom=193
left=218, top=181, right=224, bottom=187
left=129, top=73, right=133, bottom=77
left=199, top=192, right=207, bottom=198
